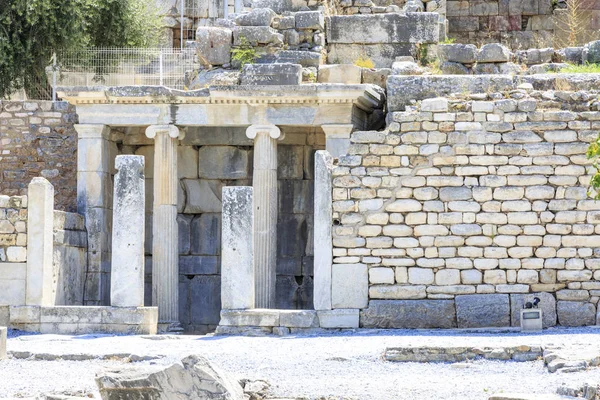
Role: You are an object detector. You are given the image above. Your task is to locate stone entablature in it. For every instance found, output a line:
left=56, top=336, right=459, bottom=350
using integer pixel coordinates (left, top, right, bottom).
left=332, top=91, right=600, bottom=328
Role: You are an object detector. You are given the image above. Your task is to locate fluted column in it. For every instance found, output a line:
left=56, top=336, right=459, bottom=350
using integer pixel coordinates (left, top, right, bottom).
left=145, top=125, right=184, bottom=332
left=246, top=124, right=281, bottom=309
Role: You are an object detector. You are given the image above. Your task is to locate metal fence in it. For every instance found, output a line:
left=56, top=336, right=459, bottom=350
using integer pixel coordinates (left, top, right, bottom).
left=52, top=47, right=199, bottom=95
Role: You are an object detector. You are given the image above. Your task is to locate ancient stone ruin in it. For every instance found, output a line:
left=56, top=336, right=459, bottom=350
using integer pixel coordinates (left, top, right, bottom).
left=2, top=0, right=600, bottom=336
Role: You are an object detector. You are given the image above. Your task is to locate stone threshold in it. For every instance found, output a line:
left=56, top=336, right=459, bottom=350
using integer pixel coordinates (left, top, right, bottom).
left=0, top=305, right=157, bottom=335
left=216, top=308, right=361, bottom=335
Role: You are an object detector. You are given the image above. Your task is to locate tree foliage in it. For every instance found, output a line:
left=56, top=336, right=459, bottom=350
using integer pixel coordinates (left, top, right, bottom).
left=0, top=0, right=164, bottom=99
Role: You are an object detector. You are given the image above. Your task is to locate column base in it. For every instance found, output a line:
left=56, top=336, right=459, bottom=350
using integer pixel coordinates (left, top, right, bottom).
left=158, top=322, right=184, bottom=334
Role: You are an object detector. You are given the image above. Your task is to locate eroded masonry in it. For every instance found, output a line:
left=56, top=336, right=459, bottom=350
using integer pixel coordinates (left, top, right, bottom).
left=2, top=0, right=600, bottom=334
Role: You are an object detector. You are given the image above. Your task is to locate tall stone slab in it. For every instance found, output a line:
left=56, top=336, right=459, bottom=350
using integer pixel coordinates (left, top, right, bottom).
left=246, top=124, right=280, bottom=309
left=74, top=124, right=113, bottom=305
left=221, top=186, right=254, bottom=310
left=111, top=156, right=145, bottom=307
left=313, top=151, right=334, bottom=311
left=26, top=177, right=55, bottom=306
left=146, top=125, right=184, bottom=331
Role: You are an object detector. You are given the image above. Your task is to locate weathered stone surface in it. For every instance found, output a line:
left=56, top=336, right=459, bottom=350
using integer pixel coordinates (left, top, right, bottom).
left=326, top=13, right=439, bottom=44
left=183, top=180, right=223, bottom=214
left=387, top=75, right=514, bottom=111
left=510, top=292, right=556, bottom=328
left=279, top=310, right=319, bottom=328
left=317, top=309, right=359, bottom=328
left=360, top=300, right=456, bottom=328
left=256, top=50, right=321, bottom=67
left=477, top=43, right=511, bottom=63
left=196, top=27, right=232, bottom=66
left=391, top=61, right=423, bottom=75
left=295, top=11, right=325, bottom=30
left=233, top=26, right=283, bottom=46
left=437, top=44, right=477, bottom=63
left=557, top=301, right=596, bottom=327
left=318, top=64, right=362, bottom=84
left=221, top=187, right=254, bottom=310
left=440, top=61, right=470, bottom=74
left=235, top=8, right=276, bottom=26
left=111, top=156, right=145, bottom=307
left=96, top=354, right=244, bottom=400
left=240, top=63, right=302, bottom=86
left=455, top=294, right=510, bottom=328
left=361, top=68, right=392, bottom=88
left=384, top=345, right=543, bottom=363
left=197, top=146, right=250, bottom=179
left=251, top=0, right=292, bottom=13
left=314, top=151, right=333, bottom=311
left=332, top=263, right=368, bottom=308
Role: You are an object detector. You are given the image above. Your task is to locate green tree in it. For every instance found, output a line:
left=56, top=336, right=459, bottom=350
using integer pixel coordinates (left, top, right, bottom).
left=0, top=0, right=164, bottom=99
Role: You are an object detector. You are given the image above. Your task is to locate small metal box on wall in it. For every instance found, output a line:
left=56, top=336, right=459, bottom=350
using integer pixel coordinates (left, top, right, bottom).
left=520, top=309, right=543, bottom=332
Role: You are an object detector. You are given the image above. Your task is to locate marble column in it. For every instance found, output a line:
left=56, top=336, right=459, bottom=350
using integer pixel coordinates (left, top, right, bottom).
left=110, top=155, right=145, bottom=307
left=145, top=125, right=184, bottom=331
left=26, top=177, right=55, bottom=306
left=74, top=124, right=114, bottom=305
left=246, top=124, right=280, bottom=309
left=321, top=124, right=354, bottom=158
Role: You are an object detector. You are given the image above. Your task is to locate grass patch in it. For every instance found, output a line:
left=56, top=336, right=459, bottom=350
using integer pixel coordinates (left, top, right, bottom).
left=559, top=63, right=600, bottom=73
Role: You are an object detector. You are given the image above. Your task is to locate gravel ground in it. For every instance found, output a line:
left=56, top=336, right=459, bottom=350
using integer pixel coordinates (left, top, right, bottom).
left=3, top=327, right=600, bottom=400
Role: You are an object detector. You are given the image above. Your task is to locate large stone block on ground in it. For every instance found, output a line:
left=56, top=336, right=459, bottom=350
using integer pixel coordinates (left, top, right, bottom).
left=360, top=300, right=457, bottom=328
left=510, top=292, right=556, bottom=328
left=326, top=13, right=439, bottom=44
left=235, top=8, right=276, bottom=26
left=318, top=64, right=362, bottom=84
left=96, top=354, right=244, bottom=400
left=328, top=43, right=414, bottom=68
left=477, top=43, right=511, bottom=63
left=197, top=146, right=250, bottom=179
left=332, top=263, right=368, bottom=309
left=317, top=309, right=359, bottom=328
left=438, top=44, right=477, bottom=63
left=0, top=326, right=6, bottom=360
left=583, top=40, right=600, bottom=64
left=240, top=63, right=302, bottom=85
left=233, top=26, right=283, bottom=46
left=455, top=294, right=510, bottom=328
left=256, top=50, right=321, bottom=67
left=387, top=75, right=514, bottom=111
left=196, top=27, right=232, bottom=66
left=557, top=301, right=596, bottom=327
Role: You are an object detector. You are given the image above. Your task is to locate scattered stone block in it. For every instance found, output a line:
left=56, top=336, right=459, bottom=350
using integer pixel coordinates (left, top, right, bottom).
left=233, top=26, right=283, bottom=46
left=196, top=27, right=233, bottom=66
left=235, top=8, right=276, bottom=26
left=477, top=43, right=511, bottom=63
left=295, top=11, right=324, bottom=30
left=583, top=40, right=600, bottom=64
left=441, top=61, right=470, bottom=74
left=437, top=43, right=477, bottom=63
left=557, top=301, right=595, bottom=327
left=391, top=61, right=422, bottom=75
left=361, top=68, right=392, bottom=88
left=96, top=355, right=244, bottom=400
left=318, top=64, right=362, bottom=84
left=240, top=63, right=302, bottom=85
left=256, top=50, right=321, bottom=67
left=252, top=0, right=293, bottom=13
left=455, top=294, right=510, bottom=328
left=360, top=300, right=457, bottom=328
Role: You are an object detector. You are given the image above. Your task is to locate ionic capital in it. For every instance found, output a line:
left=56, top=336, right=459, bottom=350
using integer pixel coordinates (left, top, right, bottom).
left=246, top=124, right=281, bottom=140
left=145, top=125, right=184, bottom=140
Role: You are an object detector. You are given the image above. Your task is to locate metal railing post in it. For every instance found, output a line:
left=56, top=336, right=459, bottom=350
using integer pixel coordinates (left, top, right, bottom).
left=180, top=0, right=184, bottom=50
left=52, top=52, right=57, bottom=102
left=159, top=50, right=164, bottom=86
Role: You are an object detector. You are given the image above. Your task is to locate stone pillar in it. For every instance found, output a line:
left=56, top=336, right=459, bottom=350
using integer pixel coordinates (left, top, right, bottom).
left=26, top=177, right=55, bottom=306
left=246, top=124, right=280, bottom=309
left=145, top=125, right=183, bottom=331
left=313, top=151, right=334, bottom=311
left=110, top=155, right=145, bottom=307
left=221, top=186, right=254, bottom=310
left=321, top=124, right=354, bottom=158
left=234, top=0, right=242, bottom=13
left=74, top=124, right=113, bottom=305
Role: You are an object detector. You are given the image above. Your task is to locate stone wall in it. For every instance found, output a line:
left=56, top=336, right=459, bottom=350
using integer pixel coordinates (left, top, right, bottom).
left=447, top=0, right=600, bottom=50
left=0, top=101, right=78, bottom=212
left=118, top=127, right=324, bottom=334
left=331, top=90, right=600, bottom=328
left=0, top=195, right=27, bottom=305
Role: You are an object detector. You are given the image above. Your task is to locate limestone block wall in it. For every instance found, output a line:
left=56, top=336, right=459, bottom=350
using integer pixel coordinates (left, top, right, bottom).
left=0, top=101, right=78, bottom=212
left=53, top=211, right=87, bottom=305
left=332, top=92, right=600, bottom=328
left=119, top=127, right=324, bottom=333
left=0, top=195, right=28, bottom=305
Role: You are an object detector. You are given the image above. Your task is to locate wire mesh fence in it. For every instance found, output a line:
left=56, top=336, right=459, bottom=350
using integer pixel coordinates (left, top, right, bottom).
left=53, top=47, right=200, bottom=91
